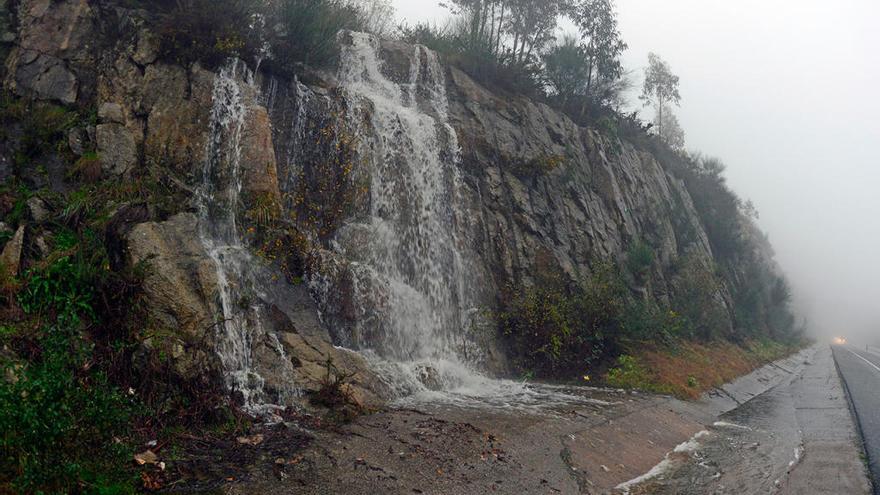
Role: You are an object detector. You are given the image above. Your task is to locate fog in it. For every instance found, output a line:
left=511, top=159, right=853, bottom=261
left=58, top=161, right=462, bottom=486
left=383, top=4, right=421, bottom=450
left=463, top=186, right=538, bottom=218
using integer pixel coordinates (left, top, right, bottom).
left=392, top=0, right=880, bottom=343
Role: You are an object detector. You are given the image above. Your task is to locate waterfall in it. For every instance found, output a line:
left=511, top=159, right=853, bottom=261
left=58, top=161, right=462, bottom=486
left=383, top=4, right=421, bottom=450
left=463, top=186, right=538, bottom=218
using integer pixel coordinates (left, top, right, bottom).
left=313, top=32, right=490, bottom=397
left=197, top=61, right=296, bottom=416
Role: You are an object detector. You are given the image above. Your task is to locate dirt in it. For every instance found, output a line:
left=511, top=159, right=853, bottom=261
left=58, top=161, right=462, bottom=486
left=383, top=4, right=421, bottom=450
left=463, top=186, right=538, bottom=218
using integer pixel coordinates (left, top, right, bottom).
left=150, top=347, right=848, bottom=495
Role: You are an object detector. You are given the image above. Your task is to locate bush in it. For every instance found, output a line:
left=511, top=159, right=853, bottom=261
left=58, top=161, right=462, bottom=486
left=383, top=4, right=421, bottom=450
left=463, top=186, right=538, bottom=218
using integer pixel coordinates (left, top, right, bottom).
left=154, top=0, right=261, bottom=68
left=499, top=262, right=626, bottom=378
left=498, top=258, right=691, bottom=380
left=0, top=325, right=136, bottom=494
left=269, top=0, right=366, bottom=70
left=18, top=255, right=97, bottom=319
left=1, top=239, right=137, bottom=492
left=606, top=355, right=669, bottom=393
left=625, top=240, right=654, bottom=280
left=399, top=21, right=542, bottom=95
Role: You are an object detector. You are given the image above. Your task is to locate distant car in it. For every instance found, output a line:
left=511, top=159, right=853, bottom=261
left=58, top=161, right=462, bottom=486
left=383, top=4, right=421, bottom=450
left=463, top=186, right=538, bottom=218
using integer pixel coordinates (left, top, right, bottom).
left=833, top=337, right=847, bottom=345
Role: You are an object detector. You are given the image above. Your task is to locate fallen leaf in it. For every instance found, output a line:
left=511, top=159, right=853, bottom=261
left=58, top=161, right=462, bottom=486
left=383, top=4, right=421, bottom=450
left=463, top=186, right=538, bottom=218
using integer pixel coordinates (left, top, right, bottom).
left=236, top=434, right=264, bottom=446
left=134, top=450, right=159, bottom=466
left=141, top=471, right=163, bottom=491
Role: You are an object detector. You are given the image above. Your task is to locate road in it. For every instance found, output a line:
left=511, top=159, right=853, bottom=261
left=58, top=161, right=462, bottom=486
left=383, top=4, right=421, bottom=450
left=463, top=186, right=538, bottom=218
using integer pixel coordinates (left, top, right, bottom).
left=832, top=344, right=880, bottom=493
left=630, top=345, right=872, bottom=494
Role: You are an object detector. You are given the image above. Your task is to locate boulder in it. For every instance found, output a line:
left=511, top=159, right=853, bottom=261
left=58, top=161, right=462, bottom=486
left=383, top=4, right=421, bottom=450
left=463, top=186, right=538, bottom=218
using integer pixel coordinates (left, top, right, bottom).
left=96, top=123, right=137, bottom=176
left=0, top=225, right=24, bottom=277
left=126, top=213, right=218, bottom=338
left=12, top=51, right=78, bottom=103
left=8, top=0, right=97, bottom=103
left=26, top=196, right=50, bottom=224
left=67, top=127, right=87, bottom=156
left=17, top=0, right=95, bottom=57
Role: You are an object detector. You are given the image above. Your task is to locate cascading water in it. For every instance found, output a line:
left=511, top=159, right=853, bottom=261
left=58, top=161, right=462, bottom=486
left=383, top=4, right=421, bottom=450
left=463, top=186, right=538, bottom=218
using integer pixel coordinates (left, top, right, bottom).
left=198, top=36, right=603, bottom=414
left=197, top=61, right=297, bottom=415
left=308, top=32, right=519, bottom=403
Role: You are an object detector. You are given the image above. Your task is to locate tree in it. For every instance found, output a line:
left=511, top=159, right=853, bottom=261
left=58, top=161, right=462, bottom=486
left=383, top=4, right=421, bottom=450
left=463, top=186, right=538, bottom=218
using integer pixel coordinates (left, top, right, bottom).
left=568, top=0, right=627, bottom=107
left=543, top=35, right=590, bottom=104
left=442, top=0, right=564, bottom=66
left=506, top=0, right=562, bottom=67
left=640, top=53, right=681, bottom=140
left=655, top=107, right=685, bottom=151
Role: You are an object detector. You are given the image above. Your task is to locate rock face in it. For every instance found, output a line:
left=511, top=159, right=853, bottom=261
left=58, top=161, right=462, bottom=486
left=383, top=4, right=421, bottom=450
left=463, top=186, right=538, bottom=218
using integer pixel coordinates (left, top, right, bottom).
left=263, top=37, right=733, bottom=379
left=445, top=66, right=719, bottom=304
left=1, top=1, right=740, bottom=410
left=6, top=0, right=97, bottom=103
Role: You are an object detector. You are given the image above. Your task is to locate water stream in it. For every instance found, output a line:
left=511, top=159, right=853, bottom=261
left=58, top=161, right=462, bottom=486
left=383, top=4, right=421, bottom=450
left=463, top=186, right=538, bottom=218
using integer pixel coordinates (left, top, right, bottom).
left=197, top=61, right=296, bottom=416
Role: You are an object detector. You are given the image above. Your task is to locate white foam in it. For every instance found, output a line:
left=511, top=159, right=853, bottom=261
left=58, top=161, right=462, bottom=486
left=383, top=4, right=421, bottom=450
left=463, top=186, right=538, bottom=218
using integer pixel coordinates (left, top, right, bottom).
left=615, top=430, right=709, bottom=493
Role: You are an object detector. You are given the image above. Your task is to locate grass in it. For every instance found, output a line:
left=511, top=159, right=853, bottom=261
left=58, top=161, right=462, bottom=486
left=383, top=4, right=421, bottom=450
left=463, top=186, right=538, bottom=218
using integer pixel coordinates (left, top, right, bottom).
left=605, top=339, right=803, bottom=399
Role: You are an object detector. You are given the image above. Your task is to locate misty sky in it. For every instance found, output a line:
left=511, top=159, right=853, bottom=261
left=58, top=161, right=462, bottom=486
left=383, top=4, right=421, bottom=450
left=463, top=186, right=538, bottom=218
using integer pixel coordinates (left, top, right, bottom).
left=391, top=0, right=880, bottom=341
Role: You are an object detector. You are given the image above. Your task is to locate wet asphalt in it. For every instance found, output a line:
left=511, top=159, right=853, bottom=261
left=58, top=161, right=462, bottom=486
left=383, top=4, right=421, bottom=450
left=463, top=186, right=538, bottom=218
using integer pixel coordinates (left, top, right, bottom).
left=833, top=345, right=880, bottom=494
left=636, top=346, right=871, bottom=494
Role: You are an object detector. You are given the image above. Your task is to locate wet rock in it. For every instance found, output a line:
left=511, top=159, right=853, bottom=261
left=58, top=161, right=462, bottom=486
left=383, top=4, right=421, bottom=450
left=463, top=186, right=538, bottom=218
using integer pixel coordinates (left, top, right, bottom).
left=143, top=65, right=214, bottom=174
left=26, top=196, right=50, bottom=223
left=241, top=102, right=281, bottom=202
left=0, top=225, right=24, bottom=276
left=96, top=123, right=137, bottom=176
left=126, top=214, right=225, bottom=383
left=132, top=29, right=158, bottom=66
left=126, top=213, right=217, bottom=339
left=13, top=51, right=78, bottom=104
left=98, top=102, right=125, bottom=124
left=68, top=127, right=88, bottom=156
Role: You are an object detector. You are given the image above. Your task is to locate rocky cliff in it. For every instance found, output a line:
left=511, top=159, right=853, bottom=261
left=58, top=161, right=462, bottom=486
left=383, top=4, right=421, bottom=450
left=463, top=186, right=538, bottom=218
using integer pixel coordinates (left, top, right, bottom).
left=0, top=0, right=784, bottom=413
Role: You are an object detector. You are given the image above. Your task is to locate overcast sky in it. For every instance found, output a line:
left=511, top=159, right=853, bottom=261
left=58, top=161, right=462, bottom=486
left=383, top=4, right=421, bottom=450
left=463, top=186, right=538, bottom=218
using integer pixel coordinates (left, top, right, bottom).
left=391, top=0, right=880, bottom=341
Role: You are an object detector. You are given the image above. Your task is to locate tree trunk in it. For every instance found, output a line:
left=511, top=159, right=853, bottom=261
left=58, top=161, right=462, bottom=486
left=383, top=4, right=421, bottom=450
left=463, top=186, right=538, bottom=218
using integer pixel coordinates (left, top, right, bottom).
left=658, top=96, right=664, bottom=140
left=495, top=2, right=506, bottom=57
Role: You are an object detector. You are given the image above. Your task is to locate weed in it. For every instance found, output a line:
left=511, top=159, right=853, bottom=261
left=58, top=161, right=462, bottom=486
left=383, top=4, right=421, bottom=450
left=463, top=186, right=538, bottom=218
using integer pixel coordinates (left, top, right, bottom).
left=310, top=359, right=363, bottom=423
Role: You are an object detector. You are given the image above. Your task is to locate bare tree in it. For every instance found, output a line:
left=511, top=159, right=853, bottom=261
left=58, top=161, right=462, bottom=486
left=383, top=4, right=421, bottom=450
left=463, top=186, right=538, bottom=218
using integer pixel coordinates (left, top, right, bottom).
left=640, top=53, right=681, bottom=140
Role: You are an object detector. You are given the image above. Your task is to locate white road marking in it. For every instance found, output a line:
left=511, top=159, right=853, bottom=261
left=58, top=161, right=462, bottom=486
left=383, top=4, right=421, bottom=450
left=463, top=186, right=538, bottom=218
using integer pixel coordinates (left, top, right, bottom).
left=848, top=350, right=880, bottom=373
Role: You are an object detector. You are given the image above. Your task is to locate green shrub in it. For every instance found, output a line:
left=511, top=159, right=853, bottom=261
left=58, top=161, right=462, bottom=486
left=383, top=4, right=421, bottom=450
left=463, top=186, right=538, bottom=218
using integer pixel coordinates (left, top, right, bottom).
left=498, top=259, right=690, bottom=379
left=155, top=0, right=261, bottom=68
left=498, top=261, right=627, bottom=378
left=625, top=240, right=654, bottom=279
left=0, top=325, right=136, bottom=494
left=18, top=255, right=96, bottom=320
left=607, top=355, right=650, bottom=389
left=269, top=0, right=366, bottom=71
